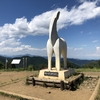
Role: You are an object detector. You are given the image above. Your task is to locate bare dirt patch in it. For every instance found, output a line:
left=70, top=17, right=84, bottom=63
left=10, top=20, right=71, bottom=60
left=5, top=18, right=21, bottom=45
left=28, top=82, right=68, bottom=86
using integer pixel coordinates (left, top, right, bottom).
left=0, top=71, right=99, bottom=100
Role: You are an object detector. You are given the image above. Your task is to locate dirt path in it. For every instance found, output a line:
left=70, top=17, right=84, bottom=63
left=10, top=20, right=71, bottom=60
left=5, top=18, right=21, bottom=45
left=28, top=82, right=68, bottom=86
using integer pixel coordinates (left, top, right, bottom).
left=0, top=81, right=93, bottom=100
left=83, top=72, right=100, bottom=77
left=0, top=71, right=99, bottom=100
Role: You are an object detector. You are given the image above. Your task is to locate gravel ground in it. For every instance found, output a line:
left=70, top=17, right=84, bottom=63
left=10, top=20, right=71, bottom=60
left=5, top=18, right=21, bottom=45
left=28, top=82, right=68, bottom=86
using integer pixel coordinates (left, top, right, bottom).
left=0, top=71, right=99, bottom=100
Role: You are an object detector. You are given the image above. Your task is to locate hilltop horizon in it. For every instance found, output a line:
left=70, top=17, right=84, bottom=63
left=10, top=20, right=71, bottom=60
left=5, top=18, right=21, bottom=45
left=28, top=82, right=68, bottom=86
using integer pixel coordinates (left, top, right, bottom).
left=0, top=54, right=99, bottom=61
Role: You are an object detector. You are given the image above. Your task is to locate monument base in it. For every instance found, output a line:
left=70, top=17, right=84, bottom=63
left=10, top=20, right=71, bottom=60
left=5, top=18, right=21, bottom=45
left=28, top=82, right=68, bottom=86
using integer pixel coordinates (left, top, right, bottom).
left=38, top=68, right=75, bottom=80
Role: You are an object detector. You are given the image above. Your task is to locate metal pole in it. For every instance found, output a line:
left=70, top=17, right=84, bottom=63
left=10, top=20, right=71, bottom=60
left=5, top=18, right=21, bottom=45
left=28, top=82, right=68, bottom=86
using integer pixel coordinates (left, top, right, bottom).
left=5, top=58, right=8, bottom=69
left=26, top=58, right=27, bottom=69
left=23, top=58, right=24, bottom=69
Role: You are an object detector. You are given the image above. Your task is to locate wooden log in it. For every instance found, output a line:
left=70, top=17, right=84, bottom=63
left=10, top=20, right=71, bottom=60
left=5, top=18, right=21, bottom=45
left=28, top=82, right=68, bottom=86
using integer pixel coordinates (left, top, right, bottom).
left=27, top=81, right=32, bottom=84
left=60, top=81, right=64, bottom=90
left=34, top=77, right=60, bottom=83
left=81, top=73, right=84, bottom=80
left=46, top=82, right=60, bottom=88
left=28, top=73, right=84, bottom=90
left=35, top=80, right=60, bottom=88
left=27, top=78, right=32, bottom=81
left=32, top=78, right=35, bottom=86
left=70, top=81, right=76, bottom=90
left=35, top=82, right=43, bottom=86
left=64, top=82, right=71, bottom=90
left=43, top=82, right=47, bottom=87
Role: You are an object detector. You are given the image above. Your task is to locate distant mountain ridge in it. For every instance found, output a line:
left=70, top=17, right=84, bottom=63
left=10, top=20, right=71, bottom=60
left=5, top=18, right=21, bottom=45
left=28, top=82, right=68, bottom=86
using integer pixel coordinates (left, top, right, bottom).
left=0, top=55, right=98, bottom=67
left=0, top=55, right=11, bottom=63
left=67, top=58, right=98, bottom=66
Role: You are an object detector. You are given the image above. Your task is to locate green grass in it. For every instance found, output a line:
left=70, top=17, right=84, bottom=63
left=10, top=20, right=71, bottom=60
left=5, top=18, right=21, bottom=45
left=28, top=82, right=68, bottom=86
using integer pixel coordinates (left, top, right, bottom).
left=95, top=86, right=100, bottom=100
left=75, top=68, right=100, bottom=72
left=0, top=68, right=25, bottom=72
left=0, top=91, right=33, bottom=100
left=0, top=68, right=40, bottom=74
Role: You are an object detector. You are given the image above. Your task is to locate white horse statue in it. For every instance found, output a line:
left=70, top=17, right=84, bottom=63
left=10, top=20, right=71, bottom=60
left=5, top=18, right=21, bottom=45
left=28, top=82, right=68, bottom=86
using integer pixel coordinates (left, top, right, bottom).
left=47, top=11, right=67, bottom=71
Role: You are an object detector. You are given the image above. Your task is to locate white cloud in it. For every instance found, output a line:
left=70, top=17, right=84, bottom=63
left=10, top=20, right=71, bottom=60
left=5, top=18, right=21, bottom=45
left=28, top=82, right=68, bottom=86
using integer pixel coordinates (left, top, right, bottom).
left=51, top=4, right=59, bottom=9
left=0, top=0, right=100, bottom=56
left=0, top=44, right=46, bottom=56
left=78, top=0, right=87, bottom=3
left=0, top=18, right=28, bottom=39
left=94, top=46, right=100, bottom=55
left=74, top=47, right=83, bottom=50
left=0, top=38, right=21, bottom=47
left=85, top=46, right=100, bottom=58
left=0, top=0, right=100, bottom=38
left=68, top=45, right=100, bottom=59
left=92, top=40, right=99, bottom=43
left=93, top=46, right=100, bottom=57
left=96, top=46, right=100, bottom=51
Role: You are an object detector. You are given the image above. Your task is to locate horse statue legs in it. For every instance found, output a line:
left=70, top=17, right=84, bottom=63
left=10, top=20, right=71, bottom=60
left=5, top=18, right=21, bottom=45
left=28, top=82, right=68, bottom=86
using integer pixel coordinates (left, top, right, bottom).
left=47, top=38, right=67, bottom=71
left=47, top=40, right=53, bottom=70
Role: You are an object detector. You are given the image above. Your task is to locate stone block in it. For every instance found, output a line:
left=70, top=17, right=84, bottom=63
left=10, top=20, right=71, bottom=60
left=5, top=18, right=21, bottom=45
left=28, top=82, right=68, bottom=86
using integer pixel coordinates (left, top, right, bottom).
left=38, top=68, right=75, bottom=80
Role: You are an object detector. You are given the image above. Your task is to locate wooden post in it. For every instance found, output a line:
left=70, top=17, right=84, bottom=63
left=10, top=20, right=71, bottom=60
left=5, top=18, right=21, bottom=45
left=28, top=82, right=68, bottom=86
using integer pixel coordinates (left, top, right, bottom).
left=32, top=78, right=35, bottom=86
left=82, top=73, right=84, bottom=79
left=60, top=81, right=64, bottom=90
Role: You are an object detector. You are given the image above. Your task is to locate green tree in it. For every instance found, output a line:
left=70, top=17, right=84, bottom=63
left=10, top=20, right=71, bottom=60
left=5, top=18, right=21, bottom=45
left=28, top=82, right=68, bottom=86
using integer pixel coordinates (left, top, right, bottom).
left=0, top=62, right=4, bottom=69
left=28, top=65, right=34, bottom=71
left=98, top=60, right=100, bottom=67
left=82, top=61, right=99, bottom=68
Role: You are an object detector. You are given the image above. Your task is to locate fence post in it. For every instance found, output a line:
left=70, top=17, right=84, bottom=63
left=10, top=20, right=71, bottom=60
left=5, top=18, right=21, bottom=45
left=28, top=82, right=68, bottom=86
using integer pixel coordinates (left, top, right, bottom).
left=32, top=78, right=35, bottom=86
left=60, top=81, right=64, bottom=90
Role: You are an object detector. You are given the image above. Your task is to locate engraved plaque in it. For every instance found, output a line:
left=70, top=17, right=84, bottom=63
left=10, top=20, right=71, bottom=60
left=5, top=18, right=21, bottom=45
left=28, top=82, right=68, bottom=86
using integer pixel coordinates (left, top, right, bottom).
left=44, top=71, right=58, bottom=77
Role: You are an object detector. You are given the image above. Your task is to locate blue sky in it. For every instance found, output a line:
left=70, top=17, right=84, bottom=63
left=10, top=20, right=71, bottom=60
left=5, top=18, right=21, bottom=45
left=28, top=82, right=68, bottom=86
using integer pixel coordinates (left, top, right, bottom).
left=0, top=0, right=100, bottom=59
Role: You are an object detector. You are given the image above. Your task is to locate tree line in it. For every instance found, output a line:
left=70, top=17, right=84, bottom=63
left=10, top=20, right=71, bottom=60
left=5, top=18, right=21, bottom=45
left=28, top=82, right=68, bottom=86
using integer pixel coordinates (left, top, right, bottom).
left=0, top=59, right=80, bottom=71
left=0, top=55, right=99, bottom=71
left=82, top=60, right=100, bottom=68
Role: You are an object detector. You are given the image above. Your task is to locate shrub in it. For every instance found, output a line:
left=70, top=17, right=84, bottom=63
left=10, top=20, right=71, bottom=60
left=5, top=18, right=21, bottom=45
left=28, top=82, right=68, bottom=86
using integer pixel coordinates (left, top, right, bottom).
left=0, top=62, right=4, bottom=69
left=28, top=65, right=34, bottom=71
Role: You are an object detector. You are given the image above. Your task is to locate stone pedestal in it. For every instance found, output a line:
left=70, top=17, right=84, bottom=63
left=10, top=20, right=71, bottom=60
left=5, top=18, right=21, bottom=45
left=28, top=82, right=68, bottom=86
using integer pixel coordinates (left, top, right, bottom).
left=38, top=68, right=75, bottom=80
